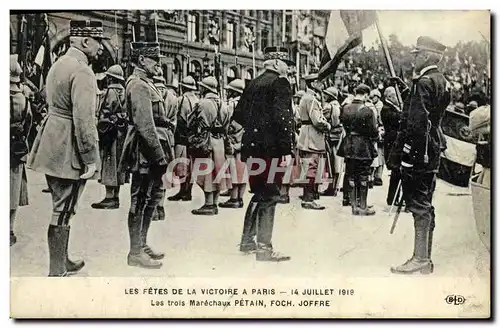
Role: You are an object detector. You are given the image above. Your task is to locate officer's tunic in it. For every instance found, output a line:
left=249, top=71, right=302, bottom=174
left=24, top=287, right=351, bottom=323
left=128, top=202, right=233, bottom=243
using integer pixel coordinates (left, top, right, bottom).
left=161, top=87, right=178, bottom=187
left=174, top=91, right=199, bottom=178
left=296, top=90, right=330, bottom=180
left=10, top=85, right=32, bottom=210
left=325, top=99, right=343, bottom=174
left=226, top=96, right=247, bottom=184
left=28, top=47, right=100, bottom=221
left=98, top=83, right=128, bottom=187
left=192, top=92, right=231, bottom=192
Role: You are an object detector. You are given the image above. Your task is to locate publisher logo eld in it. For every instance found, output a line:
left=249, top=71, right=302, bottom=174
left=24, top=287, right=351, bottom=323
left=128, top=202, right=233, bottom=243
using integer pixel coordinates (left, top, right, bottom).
left=445, top=295, right=466, bottom=305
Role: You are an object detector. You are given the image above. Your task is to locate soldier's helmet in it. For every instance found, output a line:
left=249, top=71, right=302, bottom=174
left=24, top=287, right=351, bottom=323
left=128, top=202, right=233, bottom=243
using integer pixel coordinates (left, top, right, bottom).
left=105, top=64, right=125, bottom=81
left=199, top=76, right=218, bottom=94
left=179, top=76, right=197, bottom=91
left=224, top=79, right=245, bottom=94
left=370, top=89, right=382, bottom=99
left=324, top=87, right=339, bottom=99
left=167, top=79, right=179, bottom=90
left=10, top=54, right=22, bottom=83
left=293, top=90, right=306, bottom=99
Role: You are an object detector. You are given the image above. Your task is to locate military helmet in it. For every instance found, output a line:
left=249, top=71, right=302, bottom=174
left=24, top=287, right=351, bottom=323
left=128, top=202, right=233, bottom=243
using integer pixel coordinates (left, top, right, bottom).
left=224, top=78, right=245, bottom=94
left=105, top=64, right=125, bottom=81
left=199, top=76, right=218, bottom=94
left=179, top=75, right=197, bottom=91
left=167, top=79, right=179, bottom=90
left=324, top=87, right=339, bottom=99
left=370, top=89, right=382, bottom=98
left=293, top=90, right=306, bottom=99
left=10, top=54, right=22, bottom=83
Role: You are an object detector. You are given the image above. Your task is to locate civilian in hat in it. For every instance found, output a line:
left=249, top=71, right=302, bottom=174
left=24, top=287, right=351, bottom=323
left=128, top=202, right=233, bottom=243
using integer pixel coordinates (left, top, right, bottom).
left=296, top=73, right=331, bottom=210
left=189, top=76, right=231, bottom=215
left=220, top=79, right=246, bottom=209
left=232, top=46, right=294, bottom=261
left=388, top=36, right=451, bottom=275
left=118, top=41, right=169, bottom=269
left=152, top=71, right=178, bottom=221
left=10, top=55, right=32, bottom=246
left=337, top=84, right=378, bottom=216
left=27, top=20, right=109, bottom=276
left=321, top=86, right=343, bottom=196
left=169, top=75, right=199, bottom=201
left=92, top=64, right=128, bottom=210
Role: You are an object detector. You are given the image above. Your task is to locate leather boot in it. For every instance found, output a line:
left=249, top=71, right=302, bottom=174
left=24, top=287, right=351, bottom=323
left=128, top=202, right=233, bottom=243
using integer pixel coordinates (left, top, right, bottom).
left=240, top=200, right=259, bottom=253
left=127, top=212, right=162, bottom=269
left=152, top=206, right=165, bottom=221
left=256, top=243, right=291, bottom=262
left=219, top=198, right=241, bottom=208
left=313, top=184, right=320, bottom=200
left=167, top=183, right=192, bottom=201
left=301, top=185, right=325, bottom=210
left=342, top=177, right=351, bottom=206
left=391, top=219, right=432, bottom=274
left=62, top=226, right=85, bottom=274
left=91, top=197, right=119, bottom=209
left=192, top=204, right=218, bottom=215
left=48, top=225, right=68, bottom=277
left=349, top=181, right=358, bottom=215
left=142, top=206, right=165, bottom=260
left=355, top=183, right=376, bottom=216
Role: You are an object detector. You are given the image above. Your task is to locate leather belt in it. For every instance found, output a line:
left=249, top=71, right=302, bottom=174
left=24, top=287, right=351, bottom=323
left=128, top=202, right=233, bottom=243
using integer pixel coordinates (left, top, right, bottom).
left=48, top=106, right=72, bottom=120
left=301, top=120, right=312, bottom=125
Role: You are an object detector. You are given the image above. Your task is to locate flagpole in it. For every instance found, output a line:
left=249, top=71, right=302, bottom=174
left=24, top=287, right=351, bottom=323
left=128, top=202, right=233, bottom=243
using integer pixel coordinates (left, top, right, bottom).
left=374, top=12, right=403, bottom=106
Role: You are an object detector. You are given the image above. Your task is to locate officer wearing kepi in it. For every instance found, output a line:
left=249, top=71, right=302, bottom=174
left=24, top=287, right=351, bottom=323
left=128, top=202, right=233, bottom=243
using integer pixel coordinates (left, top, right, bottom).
left=119, top=41, right=169, bottom=269
left=388, top=36, right=451, bottom=275
left=28, top=20, right=107, bottom=276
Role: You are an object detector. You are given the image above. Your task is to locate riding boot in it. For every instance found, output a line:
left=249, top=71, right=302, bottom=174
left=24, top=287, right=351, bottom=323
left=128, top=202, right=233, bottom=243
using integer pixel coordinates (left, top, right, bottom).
left=342, top=174, right=351, bottom=206
left=356, top=183, right=376, bottom=216
left=240, top=199, right=259, bottom=253
left=127, top=212, right=162, bottom=269
left=47, top=225, right=68, bottom=277
left=142, top=205, right=164, bottom=260
left=390, top=219, right=432, bottom=274
left=301, top=184, right=325, bottom=210
left=349, top=180, right=358, bottom=215
left=63, top=226, right=85, bottom=274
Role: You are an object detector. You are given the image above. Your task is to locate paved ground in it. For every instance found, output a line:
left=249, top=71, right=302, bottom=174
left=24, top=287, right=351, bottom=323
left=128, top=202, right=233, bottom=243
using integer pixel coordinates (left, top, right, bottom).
left=10, top=169, right=490, bottom=281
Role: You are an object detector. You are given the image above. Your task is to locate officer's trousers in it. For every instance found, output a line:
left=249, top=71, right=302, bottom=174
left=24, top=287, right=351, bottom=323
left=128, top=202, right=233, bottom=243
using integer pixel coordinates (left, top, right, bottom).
left=46, top=175, right=87, bottom=226
left=402, top=172, right=436, bottom=232
left=128, top=171, right=164, bottom=254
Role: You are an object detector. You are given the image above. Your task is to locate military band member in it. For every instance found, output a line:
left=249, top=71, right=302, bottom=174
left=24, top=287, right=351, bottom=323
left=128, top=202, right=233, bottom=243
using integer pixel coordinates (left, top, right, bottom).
left=233, top=46, right=294, bottom=261
left=10, top=55, right=32, bottom=246
left=118, top=41, right=169, bottom=269
left=28, top=20, right=107, bottom=276
left=169, top=76, right=199, bottom=201
left=389, top=36, right=451, bottom=274
left=219, top=79, right=247, bottom=209
left=321, top=86, right=343, bottom=196
left=297, top=74, right=331, bottom=210
left=92, top=64, right=128, bottom=209
left=338, top=84, right=378, bottom=216
left=190, top=76, right=231, bottom=215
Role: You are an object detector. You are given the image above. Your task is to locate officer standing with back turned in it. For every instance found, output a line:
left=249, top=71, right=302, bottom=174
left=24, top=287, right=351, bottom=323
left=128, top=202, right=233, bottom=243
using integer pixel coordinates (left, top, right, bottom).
left=388, top=36, right=451, bottom=275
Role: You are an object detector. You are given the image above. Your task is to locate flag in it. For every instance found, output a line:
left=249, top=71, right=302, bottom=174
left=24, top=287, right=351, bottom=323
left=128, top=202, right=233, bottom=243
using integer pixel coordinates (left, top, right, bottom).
left=318, top=10, right=376, bottom=81
left=438, top=109, right=477, bottom=187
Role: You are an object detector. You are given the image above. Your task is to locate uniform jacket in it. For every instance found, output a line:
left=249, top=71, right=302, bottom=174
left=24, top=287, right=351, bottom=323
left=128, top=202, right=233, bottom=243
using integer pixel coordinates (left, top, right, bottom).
left=161, top=88, right=178, bottom=160
left=119, top=67, right=167, bottom=173
left=297, top=90, right=331, bottom=153
left=395, top=65, right=451, bottom=172
left=28, top=47, right=99, bottom=180
left=10, top=86, right=32, bottom=164
left=175, top=91, right=199, bottom=145
left=338, top=99, right=378, bottom=160
left=233, top=70, right=294, bottom=160
left=196, top=92, right=231, bottom=139
left=380, top=100, right=401, bottom=161
left=226, top=96, right=244, bottom=154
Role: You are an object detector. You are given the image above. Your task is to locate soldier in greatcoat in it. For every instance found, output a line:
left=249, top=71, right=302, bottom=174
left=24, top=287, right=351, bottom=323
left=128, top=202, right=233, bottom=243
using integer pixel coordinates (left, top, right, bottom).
left=118, top=41, right=170, bottom=269
left=219, top=79, right=246, bottom=209
left=189, top=76, right=231, bottom=215
left=10, top=55, right=32, bottom=246
left=337, top=84, right=378, bottom=216
left=296, top=73, right=331, bottom=210
left=27, top=20, right=106, bottom=276
left=388, top=37, right=451, bottom=275
left=321, top=86, right=343, bottom=196
left=91, top=64, right=128, bottom=209
left=233, top=47, right=294, bottom=261
left=168, top=76, right=198, bottom=201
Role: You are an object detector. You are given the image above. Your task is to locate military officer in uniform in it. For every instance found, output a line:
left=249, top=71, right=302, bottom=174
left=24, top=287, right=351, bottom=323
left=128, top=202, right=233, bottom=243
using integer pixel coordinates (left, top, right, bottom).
left=321, top=86, right=343, bottom=196
left=92, top=64, right=128, bottom=209
left=338, top=84, right=378, bottom=216
left=118, top=41, right=169, bottom=269
left=169, top=76, right=199, bottom=201
left=10, top=55, right=32, bottom=246
left=389, top=36, right=451, bottom=275
left=28, top=20, right=107, bottom=276
left=219, top=78, right=246, bottom=209
left=233, top=46, right=294, bottom=261
left=296, top=73, right=331, bottom=210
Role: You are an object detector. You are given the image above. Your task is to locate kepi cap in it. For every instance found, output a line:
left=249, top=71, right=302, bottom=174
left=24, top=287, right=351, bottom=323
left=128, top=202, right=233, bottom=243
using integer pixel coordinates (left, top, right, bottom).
left=263, top=46, right=294, bottom=65
left=411, top=36, right=446, bottom=54
left=131, top=41, right=165, bottom=61
left=70, top=20, right=110, bottom=40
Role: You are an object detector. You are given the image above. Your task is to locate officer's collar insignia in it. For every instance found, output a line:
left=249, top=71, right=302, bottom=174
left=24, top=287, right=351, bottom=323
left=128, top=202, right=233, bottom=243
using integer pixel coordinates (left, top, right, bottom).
left=413, top=65, right=438, bottom=80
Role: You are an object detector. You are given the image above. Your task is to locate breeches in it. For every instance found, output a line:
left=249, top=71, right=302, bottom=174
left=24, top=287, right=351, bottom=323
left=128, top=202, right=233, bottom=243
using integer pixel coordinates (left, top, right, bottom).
left=402, top=172, right=436, bottom=229
left=345, top=158, right=372, bottom=183
left=46, top=175, right=87, bottom=226
left=129, top=171, right=164, bottom=217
